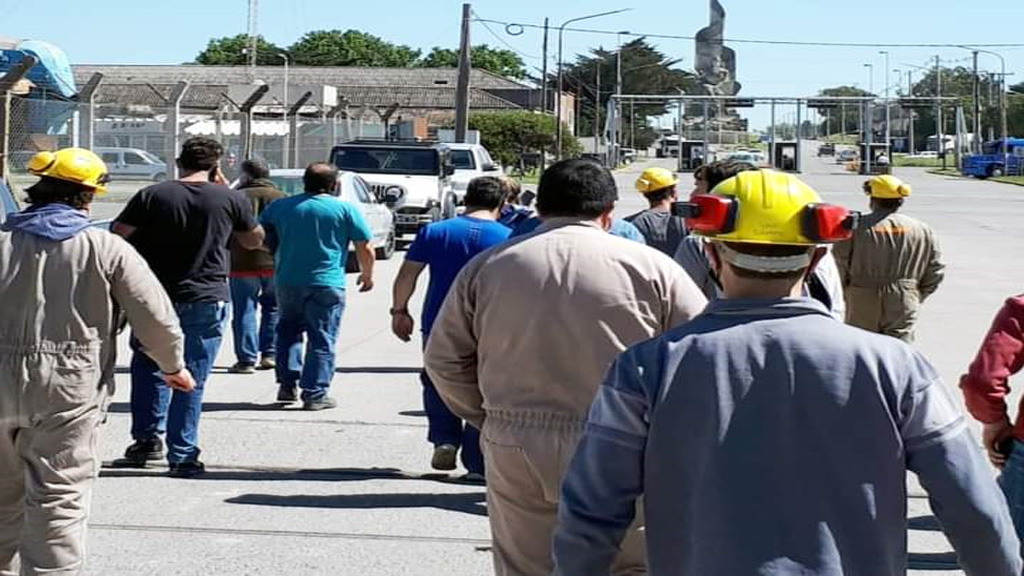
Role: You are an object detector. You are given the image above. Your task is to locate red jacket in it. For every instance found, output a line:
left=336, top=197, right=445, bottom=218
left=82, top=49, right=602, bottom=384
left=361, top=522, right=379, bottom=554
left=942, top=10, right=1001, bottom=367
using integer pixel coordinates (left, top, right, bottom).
left=961, top=295, right=1024, bottom=438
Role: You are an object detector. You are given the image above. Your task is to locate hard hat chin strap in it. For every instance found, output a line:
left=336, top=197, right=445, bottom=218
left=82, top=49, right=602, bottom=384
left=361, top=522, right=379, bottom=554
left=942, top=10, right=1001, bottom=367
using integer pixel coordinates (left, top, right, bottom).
left=715, top=242, right=814, bottom=274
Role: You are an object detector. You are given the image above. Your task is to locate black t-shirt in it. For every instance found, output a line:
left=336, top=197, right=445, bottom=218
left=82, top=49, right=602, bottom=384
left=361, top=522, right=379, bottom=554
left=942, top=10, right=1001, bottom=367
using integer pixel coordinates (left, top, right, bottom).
left=625, top=209, right=688, bottom=257
left=116, top=181, right=257, bottom=302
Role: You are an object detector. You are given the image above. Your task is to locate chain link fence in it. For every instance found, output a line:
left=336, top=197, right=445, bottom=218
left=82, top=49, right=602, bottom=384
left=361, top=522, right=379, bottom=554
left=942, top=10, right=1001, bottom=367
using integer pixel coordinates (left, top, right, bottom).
left=3, top=93, right=387, bottom=219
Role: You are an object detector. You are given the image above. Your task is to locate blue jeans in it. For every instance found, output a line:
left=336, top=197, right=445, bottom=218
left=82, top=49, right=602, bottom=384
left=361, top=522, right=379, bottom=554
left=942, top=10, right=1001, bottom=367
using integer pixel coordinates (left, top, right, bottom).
left=275, top=286, right=345, bottom=403
left=230, top=276, right=278, bottom=364
left=1000, top=440, right=1024, bottom=549
left=420, top=355, right=484, bottom=475
left=130, top=301, right=227, bottom=464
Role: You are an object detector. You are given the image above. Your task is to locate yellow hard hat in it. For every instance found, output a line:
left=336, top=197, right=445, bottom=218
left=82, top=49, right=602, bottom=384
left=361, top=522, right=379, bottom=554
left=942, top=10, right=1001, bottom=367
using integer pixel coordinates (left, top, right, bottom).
left=27, top=148, right=110, bottom=195
left=865, top=175, right=910, bottom=199
left=687, top=169, right=855, bottom=247
left=635, top=167, right=678, bottom=195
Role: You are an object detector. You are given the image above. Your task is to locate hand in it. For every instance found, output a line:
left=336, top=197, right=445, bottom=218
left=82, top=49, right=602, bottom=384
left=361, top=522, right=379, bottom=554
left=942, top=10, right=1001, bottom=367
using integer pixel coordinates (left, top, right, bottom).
left=163, top=369, right=196, bottom=392
left=983, top=418, right=1015, bottom=468
left=392, top=311, right=414, bottom=342
left=358, top=272, right=374, bottom=292
left=210, top=165, right=228, bottom=186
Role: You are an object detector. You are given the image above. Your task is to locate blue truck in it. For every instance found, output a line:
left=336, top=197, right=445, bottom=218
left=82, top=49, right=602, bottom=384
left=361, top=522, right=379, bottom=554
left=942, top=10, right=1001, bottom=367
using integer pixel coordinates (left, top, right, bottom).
left=962, top=138, right=1024, bottom=178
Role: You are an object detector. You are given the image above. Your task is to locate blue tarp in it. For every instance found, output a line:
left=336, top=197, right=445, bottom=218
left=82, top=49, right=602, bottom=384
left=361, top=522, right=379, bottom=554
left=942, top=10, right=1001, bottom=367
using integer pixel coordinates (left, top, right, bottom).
left=0, top=39, right=77, bottom=98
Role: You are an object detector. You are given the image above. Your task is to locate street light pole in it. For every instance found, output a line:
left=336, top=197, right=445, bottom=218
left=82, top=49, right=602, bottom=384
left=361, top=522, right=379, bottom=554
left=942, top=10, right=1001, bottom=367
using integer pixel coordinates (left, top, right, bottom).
left=961, top=45, right=1008, bottom=174
left=555, top=8, right=631, bottom=161
left=279, top=52, right=289, bottom=122
left=880, top=51, right=890, bottom=154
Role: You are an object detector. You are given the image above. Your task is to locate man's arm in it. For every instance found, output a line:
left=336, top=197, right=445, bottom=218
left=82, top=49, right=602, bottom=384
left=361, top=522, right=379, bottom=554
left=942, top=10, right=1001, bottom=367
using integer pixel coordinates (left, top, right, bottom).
left=831, top=238, right=854, bottom=287
left=919, top=229, right=945, bottom=300
left=234, top=225, right=266, bottom=250
left=904, top=363, right=1022, bottom=575
left=353, top=240, right=374, bottom=292
left=391, top=260, right=426, bottom=342
left=424, top=266, right=484, bottom=428
left=960, top=297, right=1024, bottom=465
left=553, top=353, right=650, bottom=575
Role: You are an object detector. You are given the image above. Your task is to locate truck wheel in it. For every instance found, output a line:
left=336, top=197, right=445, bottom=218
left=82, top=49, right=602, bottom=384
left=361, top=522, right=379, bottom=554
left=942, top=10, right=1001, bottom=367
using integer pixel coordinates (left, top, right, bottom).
left=990, top=165, right=1005, bottom=178
left=375, top=228, right=396, bottom=260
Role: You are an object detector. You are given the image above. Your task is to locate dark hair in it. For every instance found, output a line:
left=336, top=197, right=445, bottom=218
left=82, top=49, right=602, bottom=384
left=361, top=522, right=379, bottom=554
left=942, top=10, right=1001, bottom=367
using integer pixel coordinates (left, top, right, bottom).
left=536, top=158, right=617, bottom=218
left=697, top=160, right=757, bottom=191
left=870, top=197, right=903, bottom=211
left=645, top=185, right=677, bottom=204
left=25, top=176, right=94, bottom=210
left=303, top=162, right=339, bottom=194
left=464, top=176, right=506, bottom=211
left=241, top=158, right=270, bottom=180
left=720, top=242, right=813, bottom=281
left=178, top=136, right=223, bottom=172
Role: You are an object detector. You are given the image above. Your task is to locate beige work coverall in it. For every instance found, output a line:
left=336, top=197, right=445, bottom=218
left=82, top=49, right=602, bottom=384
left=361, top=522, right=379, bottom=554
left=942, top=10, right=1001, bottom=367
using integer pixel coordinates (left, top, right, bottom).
left=425, top=219, right=708, bottom=576
left=833, top=210, right=944, bottom=342
left=0, top=227, right=183, bottom=575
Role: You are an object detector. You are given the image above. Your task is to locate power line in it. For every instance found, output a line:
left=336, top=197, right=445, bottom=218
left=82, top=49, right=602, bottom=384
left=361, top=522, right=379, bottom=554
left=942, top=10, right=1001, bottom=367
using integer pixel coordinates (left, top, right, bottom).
left=473, top=17, right=1024, bottom=49
left=471, top=10, right=542, bottom=61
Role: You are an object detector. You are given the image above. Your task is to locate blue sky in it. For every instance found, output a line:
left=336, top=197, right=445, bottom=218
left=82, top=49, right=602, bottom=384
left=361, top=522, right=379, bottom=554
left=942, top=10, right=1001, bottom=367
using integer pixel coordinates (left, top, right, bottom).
left=5, top=0, right=1024, bottom=128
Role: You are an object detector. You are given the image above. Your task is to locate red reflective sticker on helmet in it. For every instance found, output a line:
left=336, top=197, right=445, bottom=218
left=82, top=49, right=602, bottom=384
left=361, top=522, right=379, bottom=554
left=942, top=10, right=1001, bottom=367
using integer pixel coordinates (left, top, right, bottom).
left=805, top=203, right=856, bottom=242
left=686, top=194, right=737, bottom=234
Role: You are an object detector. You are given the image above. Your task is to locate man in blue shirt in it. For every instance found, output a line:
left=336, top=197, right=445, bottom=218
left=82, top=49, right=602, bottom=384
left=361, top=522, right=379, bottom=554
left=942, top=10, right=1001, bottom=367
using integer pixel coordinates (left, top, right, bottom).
left=390, top=177, right=511, bottom=479
left=260, top=163, right=375, bottom=411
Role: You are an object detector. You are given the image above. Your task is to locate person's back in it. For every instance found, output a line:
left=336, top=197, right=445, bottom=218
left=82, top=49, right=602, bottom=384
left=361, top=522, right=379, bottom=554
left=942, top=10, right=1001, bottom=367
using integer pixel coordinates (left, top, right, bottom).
left=121, top=179, right=253, bottom=302
left=839, top=210, right=937, bottom=285
left=262, top=193, right=363, bottom=288
left=231, top=176, right=286, bottom=274
left=413, top=215, right=510, bottom=335
left=624, top=208, right=686, bottom=255
left=441, top=220, right=700, bottom=418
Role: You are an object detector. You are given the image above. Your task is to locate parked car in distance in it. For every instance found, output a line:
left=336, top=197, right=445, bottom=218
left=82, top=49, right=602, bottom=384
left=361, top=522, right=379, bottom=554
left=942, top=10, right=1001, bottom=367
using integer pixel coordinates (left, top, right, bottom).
left=237, top=169, right=396, bottom=270
left=725, top=150, right=769, bottom=167
left=95, top=147, right=167, bottom=182
left=836, top=149, right=859, bottom=164
left=444, top=143, right=503, bottom=203
left=620, top=148, right=638, bottom=164
left=818, top=143, right=835, bottom=156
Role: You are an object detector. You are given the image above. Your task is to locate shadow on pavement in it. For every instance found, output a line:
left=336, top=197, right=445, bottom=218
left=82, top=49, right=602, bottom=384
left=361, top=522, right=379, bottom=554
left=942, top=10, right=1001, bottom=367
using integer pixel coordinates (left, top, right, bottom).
left=908, top=515, right=942, bottom=532
left=399, top=410, right=427, bottom=417
left=226, top=491, right=487, bottom=516
left=335, top=366, right=422, bottom=374
left=907, top=552, right=960, bottom=571
left=106, top=402, right=289, bottom=413
left=99, top=465, right=481, bottom=486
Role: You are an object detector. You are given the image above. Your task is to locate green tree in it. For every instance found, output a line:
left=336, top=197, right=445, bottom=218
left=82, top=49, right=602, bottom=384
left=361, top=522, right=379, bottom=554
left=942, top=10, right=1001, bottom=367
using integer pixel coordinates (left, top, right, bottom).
left=420, top=45, right=527, bottom=79
left=195, top=34, right=285, bottom=65
left=462, top=111, right=580, bottom=169
left=814, top=86, right=874, bottom=137
left=288, top=30, right=421, bottom=67
left=560, top=39, right=697, bottom=141
left=910, top=66, right=1001, bottom=145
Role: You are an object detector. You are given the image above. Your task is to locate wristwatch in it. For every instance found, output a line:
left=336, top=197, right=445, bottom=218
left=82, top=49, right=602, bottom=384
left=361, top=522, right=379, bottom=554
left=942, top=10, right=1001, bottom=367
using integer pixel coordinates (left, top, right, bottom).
left=390, top=308, right=410, bottom=316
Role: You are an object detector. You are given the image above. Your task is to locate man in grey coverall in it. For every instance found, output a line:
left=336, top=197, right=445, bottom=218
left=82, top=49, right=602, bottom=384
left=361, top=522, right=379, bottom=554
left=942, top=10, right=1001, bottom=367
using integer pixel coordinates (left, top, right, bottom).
left=0, top=148, right=192, bottom=575
left=554, top=169, right=1020, bottom=576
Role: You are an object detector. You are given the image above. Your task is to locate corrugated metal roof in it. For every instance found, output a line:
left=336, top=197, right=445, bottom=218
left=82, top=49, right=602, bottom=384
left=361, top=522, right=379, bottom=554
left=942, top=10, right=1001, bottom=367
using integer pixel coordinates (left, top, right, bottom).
left=337, top=86, right=518, bottom=109
left=73, top=64, right=528, bottom=90
left=94, top=83, right=227, bottom=109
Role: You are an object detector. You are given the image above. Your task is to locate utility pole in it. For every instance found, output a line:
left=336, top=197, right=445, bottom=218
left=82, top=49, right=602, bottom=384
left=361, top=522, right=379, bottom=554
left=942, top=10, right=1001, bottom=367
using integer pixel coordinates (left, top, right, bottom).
left=908, top=70, right=915, bottom=153
left=540, top=18, right=549, bottom=167
left=247, top=0, right=259, bottom=82
left=881, top=51, right=890, bottom=155
left=936, top=55, right=945, bottom=167
left=454, top=3, right=472, bottom=143
left=972, top=50, right=981, bottom=153
left=594, top=63, right=601, bottom=154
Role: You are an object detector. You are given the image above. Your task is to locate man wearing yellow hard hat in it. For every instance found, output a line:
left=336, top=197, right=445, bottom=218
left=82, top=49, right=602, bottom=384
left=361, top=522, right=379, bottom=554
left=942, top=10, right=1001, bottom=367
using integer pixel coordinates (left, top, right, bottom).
left=0, top=148, right=193, bottom=573
left=625, top=166, right=688, bottom=256
left=554, top=169, right=1019, bottom=575
left=833, top=174, right=945, bottom=342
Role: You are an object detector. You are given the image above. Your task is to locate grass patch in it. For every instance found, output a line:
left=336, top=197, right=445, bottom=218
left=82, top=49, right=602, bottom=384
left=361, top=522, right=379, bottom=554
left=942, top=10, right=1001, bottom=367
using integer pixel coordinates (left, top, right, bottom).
left=992, top=176, right=1024, bottom=186
left=892, top=155, right=944, bottom=168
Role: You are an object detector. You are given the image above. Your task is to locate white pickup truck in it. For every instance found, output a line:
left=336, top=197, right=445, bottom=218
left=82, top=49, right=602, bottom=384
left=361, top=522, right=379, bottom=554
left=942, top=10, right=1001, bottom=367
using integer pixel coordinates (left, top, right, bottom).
left=330, top=140, right=458, bottom=239
left=443, top=143, right=504, bottom=204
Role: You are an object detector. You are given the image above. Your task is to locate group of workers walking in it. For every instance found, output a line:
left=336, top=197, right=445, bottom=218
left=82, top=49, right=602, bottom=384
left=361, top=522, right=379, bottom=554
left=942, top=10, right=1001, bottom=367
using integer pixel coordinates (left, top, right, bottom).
left=0, top=136, right=1019, bottom=575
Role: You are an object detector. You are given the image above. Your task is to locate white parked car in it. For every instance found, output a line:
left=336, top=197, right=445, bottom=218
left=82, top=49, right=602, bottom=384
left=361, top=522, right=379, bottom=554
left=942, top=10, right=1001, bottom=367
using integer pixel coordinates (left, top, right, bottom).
left=444, top=143, right=503, bottom=203
left=95, top=147, right=168, bottom=181
left=248, top=169, right=396, bottom=268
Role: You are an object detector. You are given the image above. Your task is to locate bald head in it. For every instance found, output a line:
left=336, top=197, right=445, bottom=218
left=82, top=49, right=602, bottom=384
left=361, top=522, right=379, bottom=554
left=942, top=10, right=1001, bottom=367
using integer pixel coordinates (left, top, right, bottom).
left=304, top=162, right=339, bottom=195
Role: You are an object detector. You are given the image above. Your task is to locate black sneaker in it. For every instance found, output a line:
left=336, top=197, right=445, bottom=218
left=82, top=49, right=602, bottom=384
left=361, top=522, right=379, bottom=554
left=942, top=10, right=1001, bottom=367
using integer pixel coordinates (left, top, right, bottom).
left=302, top=396, right=338, bottom=411
left=110, top=438, right=164, bottom=468
left=168, top=461, right=206, bottom=478
left=228, top=362, right=256, bottom=374
left=276, top=386, right=298, bottom=403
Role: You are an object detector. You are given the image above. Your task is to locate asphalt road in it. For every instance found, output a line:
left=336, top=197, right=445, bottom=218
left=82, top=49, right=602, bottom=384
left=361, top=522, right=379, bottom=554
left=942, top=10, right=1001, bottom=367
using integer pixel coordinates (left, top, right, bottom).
left=65, top=150, right=1024, bottom=575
